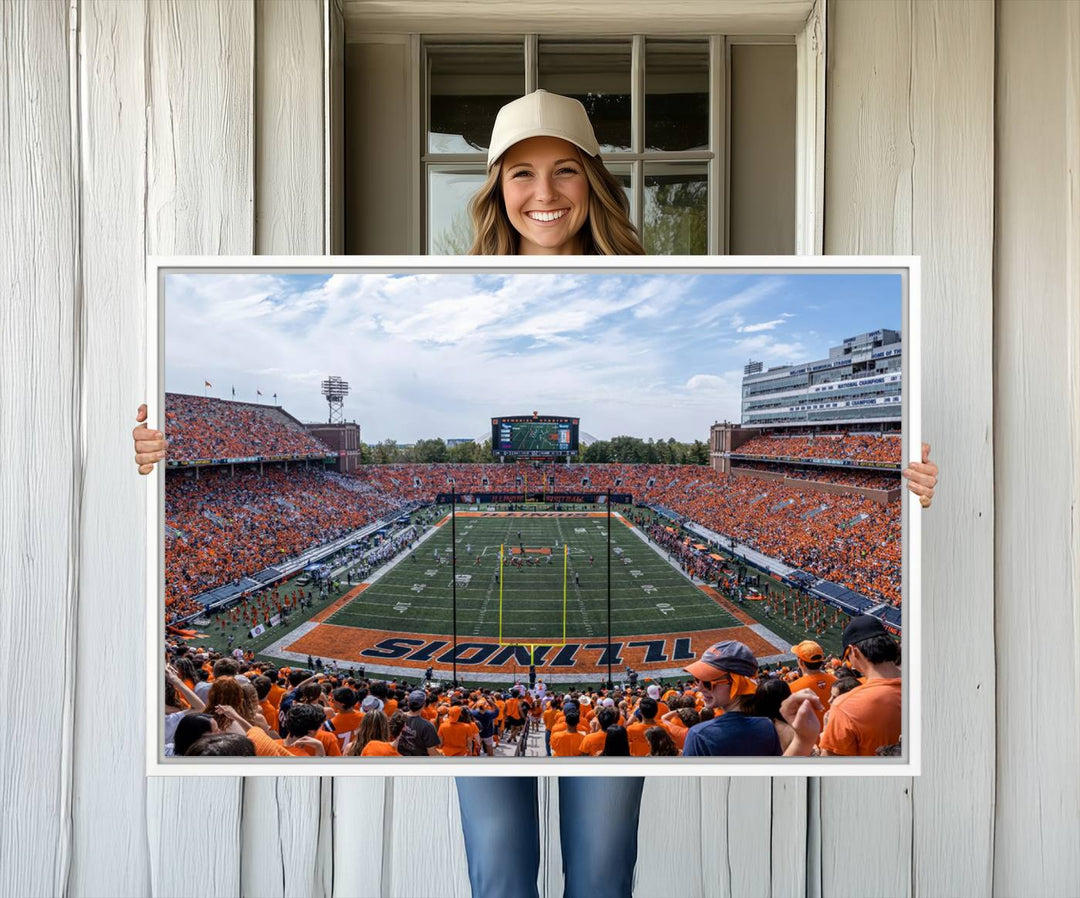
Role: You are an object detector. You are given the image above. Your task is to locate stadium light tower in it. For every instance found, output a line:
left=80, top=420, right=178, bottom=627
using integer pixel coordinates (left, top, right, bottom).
left=321, top=375, right=350, bottom=424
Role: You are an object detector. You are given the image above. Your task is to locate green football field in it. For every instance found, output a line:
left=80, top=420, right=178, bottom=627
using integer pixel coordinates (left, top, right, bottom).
left=323, top=512, right=741, bottom=643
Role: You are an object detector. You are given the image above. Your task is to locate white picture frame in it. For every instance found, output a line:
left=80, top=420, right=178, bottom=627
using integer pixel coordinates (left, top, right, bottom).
left=146, top=254, right=920, bottom=777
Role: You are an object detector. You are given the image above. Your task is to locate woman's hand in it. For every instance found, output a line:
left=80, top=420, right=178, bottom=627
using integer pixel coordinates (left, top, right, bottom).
left=902, top=442, right=938, bottom=509
left=133, top=403, right=167, bottom=474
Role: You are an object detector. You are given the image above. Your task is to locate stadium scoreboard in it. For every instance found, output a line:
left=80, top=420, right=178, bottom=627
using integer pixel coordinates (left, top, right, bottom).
left=491, top=414, right=579, bottom=457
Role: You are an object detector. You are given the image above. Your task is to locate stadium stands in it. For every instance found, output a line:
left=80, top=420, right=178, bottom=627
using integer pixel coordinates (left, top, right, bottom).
left=165, top=393, right=332, bottom=462
left=732, top=432, right=901, bottom=465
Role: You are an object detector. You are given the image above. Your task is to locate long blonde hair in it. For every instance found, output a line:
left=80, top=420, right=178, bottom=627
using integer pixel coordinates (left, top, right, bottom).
left=468, top=151, right=645, bottom=256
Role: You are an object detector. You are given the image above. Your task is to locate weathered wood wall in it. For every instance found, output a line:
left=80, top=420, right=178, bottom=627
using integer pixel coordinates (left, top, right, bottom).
left=1, top=1, right=1077, bottom=896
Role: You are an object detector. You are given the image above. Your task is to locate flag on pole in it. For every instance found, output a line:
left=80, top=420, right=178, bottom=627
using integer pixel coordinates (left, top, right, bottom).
left=273, top=393, right=277, bottom=401
left=204, top=380, right=212, bottom=387
left=257, top=390, right=262, bottom=396
left=231, top=386, right=235, bottom=397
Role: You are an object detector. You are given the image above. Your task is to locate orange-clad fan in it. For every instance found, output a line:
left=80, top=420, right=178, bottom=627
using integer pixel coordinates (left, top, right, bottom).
left=439, top=706, right=478, bottom=757
left=550, top=708, right=588, bottom=757
left=786, top=640, right=837, bottom=729
left=819, top=617, right=902, bottom=756
left=328, top=687, right=364, bottom=750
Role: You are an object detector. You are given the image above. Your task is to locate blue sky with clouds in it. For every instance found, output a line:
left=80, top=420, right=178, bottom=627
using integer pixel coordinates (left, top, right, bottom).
left=165, top=271, right=902, bottom=443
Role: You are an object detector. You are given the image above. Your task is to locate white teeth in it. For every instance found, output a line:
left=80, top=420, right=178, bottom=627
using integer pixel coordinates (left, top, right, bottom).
left=527, top=210, right=567, bottom=222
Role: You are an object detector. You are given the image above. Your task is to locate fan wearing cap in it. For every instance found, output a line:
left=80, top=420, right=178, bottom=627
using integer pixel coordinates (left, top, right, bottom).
left=399, top=688, right=441, bottom=757
left=819, top=616, right=902, bottom=756
left=682, top=641, right=823, bottom=757
left=467, top=90, right=645, bottom=256
left=786, top=640, right=837, bottom=730
left=645, top=682, right=670, bottom=718
left=682, top=641, right=783, bottom=757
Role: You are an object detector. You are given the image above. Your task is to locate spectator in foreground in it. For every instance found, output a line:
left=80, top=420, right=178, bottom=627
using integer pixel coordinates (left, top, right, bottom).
left=347, top=709, right=390, bottom=756
left=550, top=710, right=587, bottom=757
left=786, top=640, right=837, bottom=730
left=171, top=713, right=216, bottom=758
left=185, top=733, right=256, bottom=757
left=819, top=616, right=902, bottom=756
left=645, top=726, right=678, bottom=757
left=682, top=641, right=820, bottom=757
left=601, top=725, right=631, bottom=757
left=749, top=677, right=795, bottom=753
left=400, top=689, right=441, bottom=756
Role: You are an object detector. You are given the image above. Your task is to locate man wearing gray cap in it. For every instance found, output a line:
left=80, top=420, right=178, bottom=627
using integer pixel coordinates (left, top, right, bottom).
left=682, top=641, right=782, bottom=756
left=399, top=688, right=441, bottom=756
left=683, top=640, right=821, bottom=757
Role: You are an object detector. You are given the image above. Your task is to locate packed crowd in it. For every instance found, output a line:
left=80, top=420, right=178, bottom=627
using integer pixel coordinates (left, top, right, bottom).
left=730, top=461, right=900, bottom=491
left=645, top=473, right=900, bottom=606
left=165, top=468, right=413, bottom=620
left=733, top=432, right=902, bottom=465
left=163, top=617, right=901, bottom=760
left=164, top=393, right=332, bottom=462
left=165, top=456, right=901, bottom=618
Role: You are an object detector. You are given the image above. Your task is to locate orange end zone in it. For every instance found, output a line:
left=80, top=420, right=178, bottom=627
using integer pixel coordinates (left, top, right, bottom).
left=508, top=546, right=552, bottom=555
left=282, top=624, right=783, bottom=676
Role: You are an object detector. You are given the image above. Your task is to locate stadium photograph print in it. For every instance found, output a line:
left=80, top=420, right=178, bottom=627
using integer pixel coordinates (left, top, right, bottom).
left=145, top=260, right=924, bottom=765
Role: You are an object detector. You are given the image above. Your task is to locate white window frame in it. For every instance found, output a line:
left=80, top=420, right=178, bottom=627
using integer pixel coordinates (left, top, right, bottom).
left=398, top=1, right=825, bottom=255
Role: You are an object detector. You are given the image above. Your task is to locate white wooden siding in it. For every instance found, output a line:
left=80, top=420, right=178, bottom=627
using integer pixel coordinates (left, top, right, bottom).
left=1, top=2, right=1077, bottom=897
left=994, top=1, right=1080, bottom=895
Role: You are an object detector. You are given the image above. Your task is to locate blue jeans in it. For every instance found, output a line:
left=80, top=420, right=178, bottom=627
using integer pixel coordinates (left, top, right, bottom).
left=455, top=776, right=645, bottom=898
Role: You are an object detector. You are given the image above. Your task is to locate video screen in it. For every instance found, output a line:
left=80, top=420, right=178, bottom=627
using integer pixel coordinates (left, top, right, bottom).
left=492, top=415, right=579, bottom=457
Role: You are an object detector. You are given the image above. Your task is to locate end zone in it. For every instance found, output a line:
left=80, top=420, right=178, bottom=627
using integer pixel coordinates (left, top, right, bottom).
left=266, top=623, right=791, bottom=684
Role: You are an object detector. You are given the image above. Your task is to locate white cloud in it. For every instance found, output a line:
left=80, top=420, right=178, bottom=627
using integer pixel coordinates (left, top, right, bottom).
left=738, top=318, right=786, bottom=333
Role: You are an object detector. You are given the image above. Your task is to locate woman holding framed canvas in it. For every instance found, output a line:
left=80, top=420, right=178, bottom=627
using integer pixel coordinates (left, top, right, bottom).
left=133, top=90, right=938, bottom=898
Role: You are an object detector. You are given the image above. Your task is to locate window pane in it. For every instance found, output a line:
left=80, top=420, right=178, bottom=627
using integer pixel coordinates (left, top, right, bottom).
left=643, top=163, right=707, bottom=254
left=428, top=44, right=524, bottom=154
left=428, top=167, right=487, bottom=254
left=645, top=40, right=709, bottom=152
left=538, top=40, right=631, bottom=153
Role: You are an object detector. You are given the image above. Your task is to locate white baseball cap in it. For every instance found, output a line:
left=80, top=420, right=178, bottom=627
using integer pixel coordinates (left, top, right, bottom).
left=647, top=684, right=661, bottom=699
left=486, top=90, right=600, bottom=169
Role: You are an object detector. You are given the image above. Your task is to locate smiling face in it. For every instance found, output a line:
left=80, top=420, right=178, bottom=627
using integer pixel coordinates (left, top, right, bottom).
left=499, top=136, right=590, bottom=255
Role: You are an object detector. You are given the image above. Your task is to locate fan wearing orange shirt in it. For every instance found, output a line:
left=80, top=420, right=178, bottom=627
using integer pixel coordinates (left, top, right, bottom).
left=328, top=687, right=364, bottom=751
left=542, top=697, right=561, bottom=757
left=503, top=690, right=526, bottom=743
left=578, top=707, right=619, bottom=757
left=264, top=667, right=285, bottom=713
left=576, top=695, right=596, bottom=728
left=644, top=684, right=669, bottom=718
left=438, top=705, right=478, bottom=757
left=786, top=640, right=837, bottom=730
left=282, top=704, right=328, bottom=756
left=549, top=709, right=587, bottom=757
left=819, top=616, right=902, bottom=757
left=660, top=706, right=699, bottom=753
left=252, top=675, right=280, bottom=736
left=292, top=683, right=341, bottom=757
left=625, top=697, right=661, bottom=757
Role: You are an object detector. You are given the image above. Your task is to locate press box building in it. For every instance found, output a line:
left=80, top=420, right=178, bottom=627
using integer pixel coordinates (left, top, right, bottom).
left=740, top=328, right=902, bottom=428
left=710, top=329, right=902, bottom=473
